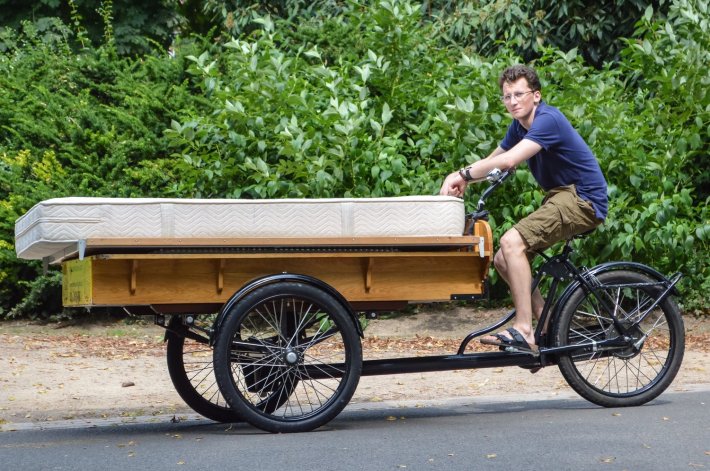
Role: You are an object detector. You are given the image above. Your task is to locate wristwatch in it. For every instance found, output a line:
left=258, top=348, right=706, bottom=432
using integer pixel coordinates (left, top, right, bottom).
left=458, top=167, right=473, bottom=182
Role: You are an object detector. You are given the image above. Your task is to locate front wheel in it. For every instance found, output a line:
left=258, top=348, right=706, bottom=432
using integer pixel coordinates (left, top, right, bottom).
left=213, top=282, right=362, bottom=433
left=553, top=270, right=684, bottom=407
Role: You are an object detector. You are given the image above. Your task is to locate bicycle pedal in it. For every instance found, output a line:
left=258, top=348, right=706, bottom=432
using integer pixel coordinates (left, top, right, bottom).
left=501, top=345, right=540, bottom=357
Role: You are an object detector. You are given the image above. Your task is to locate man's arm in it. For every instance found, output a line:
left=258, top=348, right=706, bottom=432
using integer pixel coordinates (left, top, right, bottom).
left=439, top=139, right=542, bottom=197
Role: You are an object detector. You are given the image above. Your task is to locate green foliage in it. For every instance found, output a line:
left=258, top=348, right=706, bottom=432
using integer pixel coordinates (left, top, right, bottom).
left=194, top=1, right=671, bottom=68
left=4, top=269, right=63, bottom=320
left=620, top=0, right=709, bottom=201
left=0, top=0, right=181, bottom=55
left=428, top=0, right=671, bottom=68
left=165, top=2, right=513, bottom=200
left=613, top=0, right=709, bottom=312
left=0, top=21, right=208, bottom=319
left=165, top=4, right=490, bottom=201
left=167, top=0, right=708, bottom=313
left=195, top=0, right=349, bottom=38
left=0, top=0, right=707, bottom=318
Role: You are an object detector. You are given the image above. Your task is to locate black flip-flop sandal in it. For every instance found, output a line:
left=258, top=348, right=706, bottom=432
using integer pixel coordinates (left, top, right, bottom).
left=481, top=327, right=538, bottom=353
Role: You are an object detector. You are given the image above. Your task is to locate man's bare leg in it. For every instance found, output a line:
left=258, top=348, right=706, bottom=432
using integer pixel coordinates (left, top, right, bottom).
left=496, top=255, right=545, bottom=322
left=488, top=228, right=536, bottom=346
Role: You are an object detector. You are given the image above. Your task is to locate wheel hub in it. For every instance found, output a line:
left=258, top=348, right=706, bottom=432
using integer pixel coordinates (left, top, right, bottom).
left=283, top=349, right=300, bottom=365
left=611, top=324, right=644, bottom=359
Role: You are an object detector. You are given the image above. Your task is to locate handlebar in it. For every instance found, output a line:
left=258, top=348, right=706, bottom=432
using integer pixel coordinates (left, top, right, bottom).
left=464, top=168, right=512, bottom=231
left=476, top=168, right=512, bottom=212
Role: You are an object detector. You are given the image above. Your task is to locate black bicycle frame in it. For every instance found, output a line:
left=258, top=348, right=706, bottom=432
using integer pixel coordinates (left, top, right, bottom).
left=458, top=232, right=682, bottom=362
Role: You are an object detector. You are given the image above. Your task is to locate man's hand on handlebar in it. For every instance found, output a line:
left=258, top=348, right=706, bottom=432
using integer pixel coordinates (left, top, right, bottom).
left=439, top=171, right=469, bottom=197
left=439, top=168, right=491, bottom=197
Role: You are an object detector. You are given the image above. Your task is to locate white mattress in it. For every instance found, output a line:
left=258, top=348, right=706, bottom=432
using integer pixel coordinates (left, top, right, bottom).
left=15, top=196, right=465, bottom=260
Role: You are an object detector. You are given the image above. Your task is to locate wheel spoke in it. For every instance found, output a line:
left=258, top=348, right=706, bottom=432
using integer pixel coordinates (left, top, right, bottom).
left=182, top=341, right=222, bottom=400
left=287, top=300, right=315, bottom=346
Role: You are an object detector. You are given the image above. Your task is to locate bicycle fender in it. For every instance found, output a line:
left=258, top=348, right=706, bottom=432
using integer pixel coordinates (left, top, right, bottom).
left=210, top=273, right=362, bottom=346
left=551, top=261, right=681, bottom=321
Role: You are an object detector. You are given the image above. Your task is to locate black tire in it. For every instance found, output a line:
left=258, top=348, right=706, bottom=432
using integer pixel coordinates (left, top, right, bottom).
left=165, top=315, right=242, bottom=423
left=213, top=282, right=362, bottom=433
left=553, top=270, right=684, bottom=407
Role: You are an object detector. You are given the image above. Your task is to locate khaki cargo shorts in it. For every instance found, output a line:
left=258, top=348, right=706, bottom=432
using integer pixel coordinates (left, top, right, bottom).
left=514, top=185, right=602, bottom=252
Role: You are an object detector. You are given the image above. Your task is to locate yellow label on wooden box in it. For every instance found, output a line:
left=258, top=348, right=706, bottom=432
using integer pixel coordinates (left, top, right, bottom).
left=62, top=258, right=93, bottom=306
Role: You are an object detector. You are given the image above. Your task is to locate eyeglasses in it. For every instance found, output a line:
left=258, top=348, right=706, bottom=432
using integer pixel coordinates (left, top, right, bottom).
left=500, top=90, right=534, bottom=103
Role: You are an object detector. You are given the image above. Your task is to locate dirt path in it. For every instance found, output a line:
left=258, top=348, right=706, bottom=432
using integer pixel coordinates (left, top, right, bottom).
left=1, top=308, right=708, bottom=428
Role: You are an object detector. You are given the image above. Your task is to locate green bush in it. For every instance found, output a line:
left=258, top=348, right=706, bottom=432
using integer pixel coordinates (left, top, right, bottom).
left=429, top=0, right=671, bottom=68
left=164, top=2, right=511, bottom=199
left=613, top=0, right=709, bottom=312
left=0, top=0, right=707, bottom=319
left=0, top=0, right=181, bottom=55
left=0, top=23, right=208, bottom=318
left=167, top=0, right=708, bottom=313
left=196, top=1, right=671, bottom=68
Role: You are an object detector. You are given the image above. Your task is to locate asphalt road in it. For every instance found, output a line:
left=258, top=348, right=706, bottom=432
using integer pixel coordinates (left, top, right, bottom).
left=1, top=389, right=708, bottom=471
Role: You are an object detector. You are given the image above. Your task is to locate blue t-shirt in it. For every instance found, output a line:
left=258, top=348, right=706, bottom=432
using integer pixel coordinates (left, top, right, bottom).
left=500, top=102, right=608, bottom=220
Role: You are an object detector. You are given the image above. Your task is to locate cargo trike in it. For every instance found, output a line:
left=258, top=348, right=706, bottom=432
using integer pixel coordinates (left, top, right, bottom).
left=48, top=169, right=685, bottom=433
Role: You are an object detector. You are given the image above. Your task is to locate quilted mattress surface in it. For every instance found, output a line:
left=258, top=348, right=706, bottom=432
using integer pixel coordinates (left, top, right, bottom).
left=15, top=196, right=465, bottom=260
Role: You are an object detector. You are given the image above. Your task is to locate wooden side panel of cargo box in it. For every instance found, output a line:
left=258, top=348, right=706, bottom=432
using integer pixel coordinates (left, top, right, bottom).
left=63, top=251, right=489, bottom=307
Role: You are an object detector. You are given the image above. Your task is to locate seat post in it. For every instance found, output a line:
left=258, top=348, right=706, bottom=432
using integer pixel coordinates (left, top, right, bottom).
left=562, top=237, right=575, bottom=258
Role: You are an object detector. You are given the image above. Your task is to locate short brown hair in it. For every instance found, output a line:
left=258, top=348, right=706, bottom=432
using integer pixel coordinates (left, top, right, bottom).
left=499, top=65, right=541, bottom=92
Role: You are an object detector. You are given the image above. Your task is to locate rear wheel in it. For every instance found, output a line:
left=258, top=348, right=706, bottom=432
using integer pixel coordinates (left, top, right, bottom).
left=165, top=315, right=241, bottom=423
left=553, top=270, right=684, bottom=407
left=213, top=282, right=362, bottom=433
